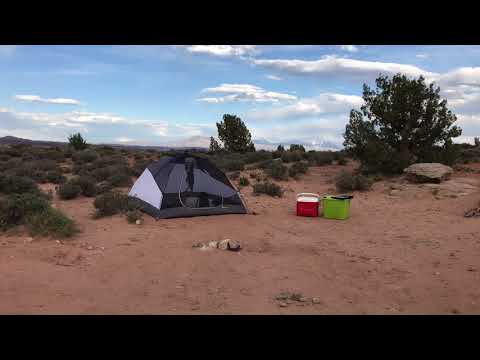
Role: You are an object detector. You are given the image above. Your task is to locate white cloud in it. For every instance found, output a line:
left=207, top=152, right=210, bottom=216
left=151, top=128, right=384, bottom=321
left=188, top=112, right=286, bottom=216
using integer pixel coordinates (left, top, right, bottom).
left=252, top=55, right=437, bottom=80
left=179, top=45, right=258, bottom=58
left=416, top=53, right=429, bottom=59
left=198, top=83, right=297, bottom=104
left=14, top=94, right=81, bottom=105
left=116, top=137, right=134, bottom=143
left=266, top=74, right=283, bottom=81
left=339, top=45, right=358, bottom=52
left=249, top=93, right=363, bottom=120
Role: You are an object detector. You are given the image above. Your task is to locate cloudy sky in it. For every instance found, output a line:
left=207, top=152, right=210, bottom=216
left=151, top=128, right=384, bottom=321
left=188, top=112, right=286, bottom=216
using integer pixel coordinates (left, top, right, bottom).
left=1, top=45, right=480, bottom=150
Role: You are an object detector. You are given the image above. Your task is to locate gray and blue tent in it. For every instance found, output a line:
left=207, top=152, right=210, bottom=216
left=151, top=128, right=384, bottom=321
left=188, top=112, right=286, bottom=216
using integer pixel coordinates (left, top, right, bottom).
left=128, top=154, right=247, bottom=219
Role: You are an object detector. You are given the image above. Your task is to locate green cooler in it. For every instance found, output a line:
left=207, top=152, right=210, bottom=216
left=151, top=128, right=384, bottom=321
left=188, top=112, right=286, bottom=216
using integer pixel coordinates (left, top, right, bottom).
left=322, top=195, right=353, bottom=220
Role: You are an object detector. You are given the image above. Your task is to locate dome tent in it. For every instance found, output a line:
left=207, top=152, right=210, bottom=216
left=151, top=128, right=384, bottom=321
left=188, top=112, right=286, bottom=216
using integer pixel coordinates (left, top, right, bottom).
left=128, top=153, right=247, bottom=219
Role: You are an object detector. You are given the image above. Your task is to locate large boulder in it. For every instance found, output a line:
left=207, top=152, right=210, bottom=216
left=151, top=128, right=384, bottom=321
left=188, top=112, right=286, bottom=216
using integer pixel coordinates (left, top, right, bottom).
left=403, top=163, right=453, bottom=183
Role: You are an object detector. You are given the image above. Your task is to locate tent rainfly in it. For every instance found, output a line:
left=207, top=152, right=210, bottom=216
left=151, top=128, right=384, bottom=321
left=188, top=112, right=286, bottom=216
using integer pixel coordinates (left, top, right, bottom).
left=128, top=154, right=247, bottom=219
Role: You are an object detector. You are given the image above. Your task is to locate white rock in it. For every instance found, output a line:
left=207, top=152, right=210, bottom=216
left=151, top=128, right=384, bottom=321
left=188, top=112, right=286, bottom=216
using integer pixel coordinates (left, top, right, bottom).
left=218, top=239, right=230, bottom=250
left=404, top=163, right=453, bottom=183
left=208, top=241, right=219, bottom=248
left=135, top=219, right=142, bottom=225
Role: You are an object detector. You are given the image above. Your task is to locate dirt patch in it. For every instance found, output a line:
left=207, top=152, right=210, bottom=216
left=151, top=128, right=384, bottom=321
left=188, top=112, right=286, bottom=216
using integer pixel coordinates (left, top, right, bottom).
left=1, top=163, right=480, bottom=314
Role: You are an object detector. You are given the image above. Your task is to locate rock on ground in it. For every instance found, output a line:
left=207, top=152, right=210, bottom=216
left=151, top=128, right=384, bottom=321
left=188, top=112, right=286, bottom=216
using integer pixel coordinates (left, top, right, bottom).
left=404, top=163, right=453, bottom=183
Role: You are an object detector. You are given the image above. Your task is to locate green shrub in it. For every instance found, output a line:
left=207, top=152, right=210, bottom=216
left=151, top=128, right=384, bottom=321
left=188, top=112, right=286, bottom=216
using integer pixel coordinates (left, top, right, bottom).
left=72, top=176, right=97, bottom=197
left=281, top=151, right=303, bottom=163
left=58, top=182, right=82, bottom=200
left=244, top=151, right=272, bottom=164
left=131, top=159, right=149, bottom=177
left=335, top=170, right=372, bottom=192
left=253, top=181, right=283, bottom=197
left=46, top=171, right=67, bottom=184
left=126, top=209, right=143, bottom=224
left=107, top=173, right=132, bottom=187
left=239, top=176, right=250, bottom=187
left=223, top=159, right=245, bottom=171
left=338, top=157, right=348, bottom=166
left=0, top=193, right=77, bottom=238
left=26, top=207, right=78, bottom=238
left=0, top=193, right=49, bottom=229
left=314, top=152, right=334, bottom=166
left=95, top=181, right=113, bottom=194
left=72, top=149, right=98, bottom=163
left=265, top=161, right=288, bottom=180
left=93, top=192, right=139, bottom=218
left=289, top=161, right=309, bottom=178
left=0, top=175, right=38, bottom=194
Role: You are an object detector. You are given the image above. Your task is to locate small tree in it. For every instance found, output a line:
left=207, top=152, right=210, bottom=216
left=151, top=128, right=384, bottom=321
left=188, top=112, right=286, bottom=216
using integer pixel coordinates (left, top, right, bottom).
left=216, top=114, right=255, bottom=153
left=209, top=136, right=222, bottom=154
left=289, top=144, right=306, bottom=152
left=277, top=145, right=285, bottom=152
left=475, top=137, right=480, bottom=147
left=344, top=73, right=462, bottom=174
left=68, top=133, right=88, bottom=151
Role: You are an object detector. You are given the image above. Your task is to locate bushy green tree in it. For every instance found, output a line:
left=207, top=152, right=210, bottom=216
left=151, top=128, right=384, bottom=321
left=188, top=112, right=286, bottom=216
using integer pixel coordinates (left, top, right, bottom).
left=289, top=144, right=306, bottom=152
left=209, top=136, right=222, bottom=153
left=216, top=114, right=255, bottom=153
left=344, top=73, right=462, bottom=174
left=68, top=133, right=88, bottom=151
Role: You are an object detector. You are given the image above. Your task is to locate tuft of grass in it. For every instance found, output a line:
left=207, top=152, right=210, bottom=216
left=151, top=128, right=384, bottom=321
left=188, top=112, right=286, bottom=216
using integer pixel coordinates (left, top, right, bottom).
left=239, top=176, right=250, bottom=187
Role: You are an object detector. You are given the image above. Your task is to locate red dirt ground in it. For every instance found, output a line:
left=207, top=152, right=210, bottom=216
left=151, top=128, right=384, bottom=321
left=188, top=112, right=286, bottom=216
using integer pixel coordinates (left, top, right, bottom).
left=1, top=163, right=480, bottom=314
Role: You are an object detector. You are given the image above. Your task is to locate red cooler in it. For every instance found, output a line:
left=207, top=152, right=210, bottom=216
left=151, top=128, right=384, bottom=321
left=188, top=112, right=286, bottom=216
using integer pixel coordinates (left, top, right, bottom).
left=296, top=193, right=320, bottom=217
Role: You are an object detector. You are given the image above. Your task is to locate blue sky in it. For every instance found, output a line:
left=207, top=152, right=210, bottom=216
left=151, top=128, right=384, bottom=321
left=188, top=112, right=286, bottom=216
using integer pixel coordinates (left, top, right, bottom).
left=1, top=45, right=480, bottom=149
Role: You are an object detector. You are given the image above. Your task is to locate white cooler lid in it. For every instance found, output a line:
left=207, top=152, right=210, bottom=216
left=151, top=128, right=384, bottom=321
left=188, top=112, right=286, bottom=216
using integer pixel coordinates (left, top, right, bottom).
left=297, top=196, right=319, bottom=203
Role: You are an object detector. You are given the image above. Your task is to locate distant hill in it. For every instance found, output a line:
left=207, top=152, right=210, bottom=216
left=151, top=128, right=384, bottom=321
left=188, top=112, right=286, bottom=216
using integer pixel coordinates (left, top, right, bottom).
left=0, top=136, right=208, bottom=152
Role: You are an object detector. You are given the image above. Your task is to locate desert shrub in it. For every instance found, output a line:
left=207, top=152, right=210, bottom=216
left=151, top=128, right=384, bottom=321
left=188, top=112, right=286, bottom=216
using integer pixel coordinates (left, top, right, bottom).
left=72, top=149, right=98, bottom=163
left=289, top=161, right=309, bottom=178
left=133, top=153, right=144, bottom=161
left=308, top=151, right=334, bottom=166
left=46, top=171, right=67, bottom=184
left=281, top=151, right=303, bottom=163
left=95, top=181, right=113, bottom=194
left=131, top=159, right=149, bottom=177
left=244, top=150, right=272, bottom=164
left=126, top=209, right=143, bottom=224
left=239, top=176, right=250, bottom=187
left=0, top=193, right=49, bottom=229
left=93, top=192, right=139, bottom=218
left=213, top=157, right=245, bottom=172
left=58, top=182, right=82, bottom=200
left=335, top=170, right=372, bottom=192
left=107, top=173, right=132, bottom=187
left=26, top=207, right=78, bottom=238
left=265, top=161, right=288, bottom=180
left=4, top=147, right=22, bottom=157
left=68, top=133, right=88, bottom=151
left=253, top=181, right=283, bottom=197
left=72, top=176, right=97, bottom=197
left=0, top=175, right=38, bottom=194
left=0, top=193, right=77, bottom=238
left=97, top=145, right=116, bottom=156
left=338, top=157, right=348, bottom=166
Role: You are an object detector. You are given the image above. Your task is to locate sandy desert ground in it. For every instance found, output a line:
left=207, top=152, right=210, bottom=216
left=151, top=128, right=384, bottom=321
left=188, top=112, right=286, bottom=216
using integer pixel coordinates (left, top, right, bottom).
left=1, top=162, right=480, bottom=314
